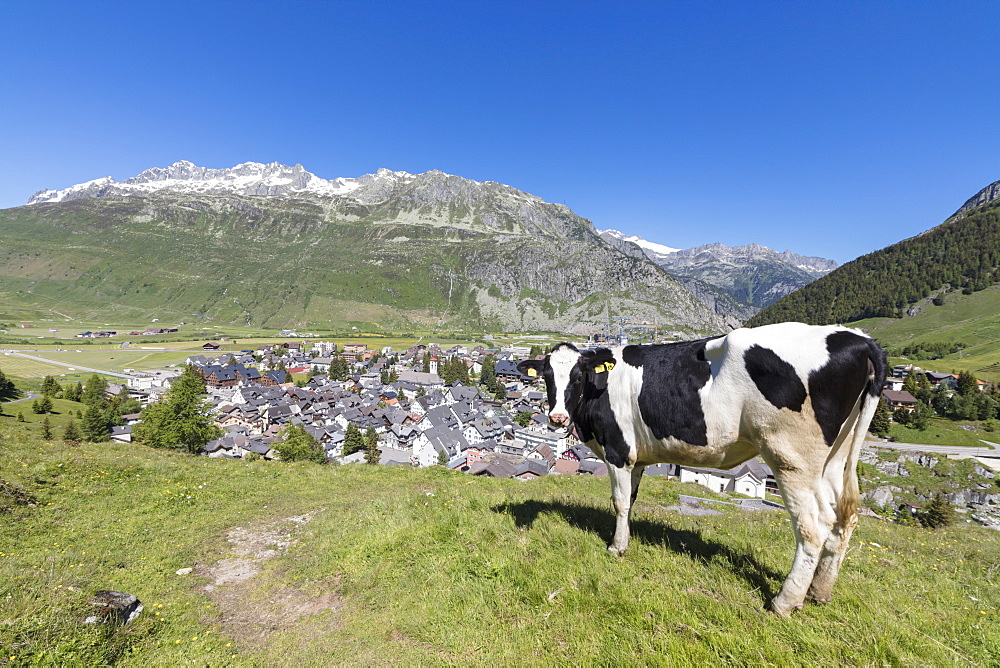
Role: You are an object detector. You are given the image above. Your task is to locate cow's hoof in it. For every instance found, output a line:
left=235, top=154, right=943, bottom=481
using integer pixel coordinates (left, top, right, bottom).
left=607, top=545, right=626, bottom=557
left=767, top=598, right=801, bottom=617
left=807, top=584, right=834, bottom=604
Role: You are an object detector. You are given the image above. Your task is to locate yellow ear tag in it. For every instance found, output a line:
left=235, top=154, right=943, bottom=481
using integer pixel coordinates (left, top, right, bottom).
left=594, top=362, right=615, bottom=374
left=526, top=368, right=538, bottom=377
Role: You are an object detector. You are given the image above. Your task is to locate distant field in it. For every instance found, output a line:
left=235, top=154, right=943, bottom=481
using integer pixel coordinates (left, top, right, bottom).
left=1, top=326, right=497, bottom=352
left=0, top=350, right=187, bottom=379
left=888, top=418, right=998, bottom=447
left=0, top=332, right=503, bottom=380
left=0, top=354, right=76, bottom=379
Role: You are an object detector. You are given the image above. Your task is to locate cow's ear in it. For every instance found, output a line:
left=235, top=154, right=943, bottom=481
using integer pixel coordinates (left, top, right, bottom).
left=517, top=359, right=545, bottom=378
left=582, top=348, right=617, bottom=374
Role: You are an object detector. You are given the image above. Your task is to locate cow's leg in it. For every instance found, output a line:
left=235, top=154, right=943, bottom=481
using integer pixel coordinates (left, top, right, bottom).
left=807, top=506, right=858, bottom=604
left=607, top=464, right=637, bottom=555
left=765, top=461, right=837, bottom=616
left=630, top=465, right=645, bottom=506
left=807, top=437, right=862, bottom=604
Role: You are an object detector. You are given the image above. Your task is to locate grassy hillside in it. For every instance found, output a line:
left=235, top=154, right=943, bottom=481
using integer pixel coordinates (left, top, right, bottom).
left=846, top=284, right=1000, bottom=382
left=0, top=192, right=724, bottom=336
left=2, top=428, right=999, bottom=664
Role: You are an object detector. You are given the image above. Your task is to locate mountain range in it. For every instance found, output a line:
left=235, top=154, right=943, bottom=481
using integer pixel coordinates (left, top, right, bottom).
left=6, top=161, right=755, bottom=335
left=598, top=230, right=837, bottom=320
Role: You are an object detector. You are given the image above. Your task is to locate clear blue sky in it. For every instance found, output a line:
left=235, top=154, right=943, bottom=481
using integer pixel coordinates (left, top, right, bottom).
left=2, top=1, right=998, bottom=263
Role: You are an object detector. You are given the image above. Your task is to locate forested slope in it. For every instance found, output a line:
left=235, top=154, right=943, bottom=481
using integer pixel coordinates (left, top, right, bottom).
left=750, top=198, right=1000, bottom=326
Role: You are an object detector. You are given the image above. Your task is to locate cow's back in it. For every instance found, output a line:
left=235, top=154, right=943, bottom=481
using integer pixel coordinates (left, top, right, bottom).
left=603, top=323, right=880, bottom=468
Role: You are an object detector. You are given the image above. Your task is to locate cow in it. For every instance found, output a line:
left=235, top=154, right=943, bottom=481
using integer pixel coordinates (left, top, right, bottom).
left=517, top=322, right=887, bottom=616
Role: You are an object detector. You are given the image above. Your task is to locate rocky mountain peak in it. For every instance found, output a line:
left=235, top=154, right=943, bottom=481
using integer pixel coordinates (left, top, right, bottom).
left=953, top=179, right=1000, bottom=217
left=599, top=229, right=837, bottom=317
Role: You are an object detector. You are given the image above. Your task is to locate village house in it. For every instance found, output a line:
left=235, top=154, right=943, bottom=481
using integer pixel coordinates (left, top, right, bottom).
left=882, top=389, right=918, bottom=412
left=678, top=462, right=771, bottom=498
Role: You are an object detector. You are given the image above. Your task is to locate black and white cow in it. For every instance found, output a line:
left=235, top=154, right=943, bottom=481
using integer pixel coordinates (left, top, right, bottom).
left=517, top=322, right=887, bottom=616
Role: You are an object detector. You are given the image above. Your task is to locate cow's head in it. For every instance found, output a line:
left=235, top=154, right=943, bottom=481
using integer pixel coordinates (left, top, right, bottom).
left=517, top=343, right=617, bottom=427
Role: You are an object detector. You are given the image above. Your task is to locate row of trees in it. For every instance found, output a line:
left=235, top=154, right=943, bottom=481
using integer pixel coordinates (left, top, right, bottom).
left=477, top=354, right=509, bottom=400
left=438, top=357, right=470, bottom=385
left=889, top=341, right=967, bottom=361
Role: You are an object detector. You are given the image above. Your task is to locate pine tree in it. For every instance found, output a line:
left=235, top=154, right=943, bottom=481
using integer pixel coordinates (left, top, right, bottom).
left=63, top=382, right=83, bottom=402
left=920, top=493, right=954, bottom=529
left=494, top=383, right=507, bottom=401
left=892, top=407, right=911, bottom=426
left=480, top=355, right=496, bottom=391
left=131, top=365, right=221, bottom=454
left=452, top=359, right=469, bottom=384
left=16, top=411, right=25, bottom=422
left=41, top=375, right=62, bottom=398
left=342, top=423, right=365, bottom=456
left=81, top=374, right=108, bottom=406
left=0, top=368, right=20, bottom=402
left=910, top=401, right=933, bottom=431
left=63, top=418, right=82, bottom=443
left=329, top=358, right=349, bottom=381
left=869, top=398, right=892, bottom=438
left=956, top=370, right=979, bottom=397
left=38, top=396, right=53, bottom=414
left=40, top=416, right=52, bottom=440
left=364, top=427, right=380, bottom=465
left=82, top=403, right=111, bottom=442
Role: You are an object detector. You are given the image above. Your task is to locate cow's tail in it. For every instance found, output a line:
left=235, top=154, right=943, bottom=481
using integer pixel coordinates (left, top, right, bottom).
left=837, top=337, right=888, bottom=524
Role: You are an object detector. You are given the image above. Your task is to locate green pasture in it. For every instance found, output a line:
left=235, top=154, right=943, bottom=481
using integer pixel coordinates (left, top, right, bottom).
left=0, top=396, right=89, bottom=430
left=853, top=285, right=1000, bottom=382
left=887, top=417, right=1000, bottom=447
left=2, top=430, right=999, bottom=665
left=0, top=355, right=75, bottom=379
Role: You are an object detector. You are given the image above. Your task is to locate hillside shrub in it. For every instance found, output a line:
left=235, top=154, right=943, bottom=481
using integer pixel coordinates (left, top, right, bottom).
left=920, top=493, right=954, bottom=529
left=273, top=424, right=327, bottom=464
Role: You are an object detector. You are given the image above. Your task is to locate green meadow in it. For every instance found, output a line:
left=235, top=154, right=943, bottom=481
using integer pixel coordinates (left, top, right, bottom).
left=2, top=426, right=999, bottom=665
left=852, top=284, right=1000, bottom=383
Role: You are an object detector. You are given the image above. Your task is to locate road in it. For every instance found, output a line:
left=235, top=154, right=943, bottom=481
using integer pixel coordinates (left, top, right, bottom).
left=3, top=392, right=40, bottom=406
left=865, top=438, right=1000, bottom=459
left=1, top=351, right=129, bottom=378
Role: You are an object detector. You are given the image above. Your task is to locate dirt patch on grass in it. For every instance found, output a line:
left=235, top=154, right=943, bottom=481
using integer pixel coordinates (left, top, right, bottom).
left=198, top=509, right=343, bottom=647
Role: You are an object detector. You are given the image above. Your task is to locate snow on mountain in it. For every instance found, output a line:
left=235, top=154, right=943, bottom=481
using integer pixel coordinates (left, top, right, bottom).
left=26, top=161, right=416, bottom=205
left=598, top=229, right=838, bottom=315
left=599, top=229, right=680, bottom=258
